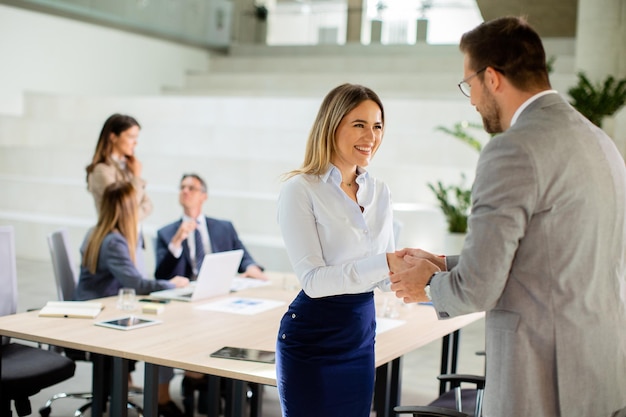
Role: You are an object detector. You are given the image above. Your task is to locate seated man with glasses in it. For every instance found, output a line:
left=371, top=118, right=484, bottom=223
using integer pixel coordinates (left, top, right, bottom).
left=155, top=173, right=267, bottom=281
left=154, top=173, right=267, bottom=416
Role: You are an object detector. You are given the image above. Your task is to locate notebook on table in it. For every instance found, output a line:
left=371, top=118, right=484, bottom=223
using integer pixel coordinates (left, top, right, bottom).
left=149, top=249, right=244, bottom=302
left=38, top=301, right=104, bottom=318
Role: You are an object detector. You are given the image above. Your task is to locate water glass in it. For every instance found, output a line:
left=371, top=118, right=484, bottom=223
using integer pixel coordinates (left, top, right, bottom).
left=116, top=287, right=136, bottom=311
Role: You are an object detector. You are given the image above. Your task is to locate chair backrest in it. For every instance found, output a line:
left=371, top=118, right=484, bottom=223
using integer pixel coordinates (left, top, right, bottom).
left=47, top=229, right=78, bottom=302
left=0, top=225, right=18, bottom=318
left=0, top=226, right=18, bottom=346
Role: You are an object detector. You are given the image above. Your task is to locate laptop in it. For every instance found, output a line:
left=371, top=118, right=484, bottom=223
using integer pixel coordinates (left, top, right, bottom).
left=149, top=249, right=244, bottom=302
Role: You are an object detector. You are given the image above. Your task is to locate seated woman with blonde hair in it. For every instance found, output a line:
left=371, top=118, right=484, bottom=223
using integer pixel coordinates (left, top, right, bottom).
left=76, top=181, right=188, bottom=298
left=76, top=181, right=189, bottom=417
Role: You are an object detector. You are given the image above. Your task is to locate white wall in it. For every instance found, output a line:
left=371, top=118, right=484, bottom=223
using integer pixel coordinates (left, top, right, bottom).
left=0, top=4, right=210, bottom=115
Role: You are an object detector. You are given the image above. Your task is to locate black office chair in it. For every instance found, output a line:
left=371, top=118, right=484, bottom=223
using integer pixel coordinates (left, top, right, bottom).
left=395, top=343, right=486, bottom=417
left=429, top=373, right=484, bottom=416
left=0, top=225, right=77, bottom=417
left=394, top=373, right=484, bottom=417
left=1, top=343, right=77, bottom=417
left=40, top=229, right=142, bottom=417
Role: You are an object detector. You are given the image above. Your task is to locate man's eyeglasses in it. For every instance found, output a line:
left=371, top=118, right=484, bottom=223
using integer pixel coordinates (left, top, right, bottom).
left=180, top=185, right=204, bottom=193
left=457, top=67, right=487, bottom=98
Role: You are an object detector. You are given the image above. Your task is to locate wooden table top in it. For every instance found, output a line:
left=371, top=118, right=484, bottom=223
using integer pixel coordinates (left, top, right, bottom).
left=0, top=273, right=483, bottom=386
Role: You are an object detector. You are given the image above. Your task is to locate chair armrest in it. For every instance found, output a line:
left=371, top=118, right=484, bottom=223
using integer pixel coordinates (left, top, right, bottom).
left=436, top=374, right=485, bottom=389
left=394, top=405, right=471, bottom=417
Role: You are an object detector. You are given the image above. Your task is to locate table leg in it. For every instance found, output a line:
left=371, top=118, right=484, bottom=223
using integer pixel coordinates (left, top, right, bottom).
left=224, top=379, right=247, bottom=417
left=0, top=344, right=5, bottom=417
left=111, top=356, right=129, bottom=417
left=439, top=330, right=460, bottom=395
left=249, top=383, right=263, bottom=417
left=143, top=363, right=159, bottom=417
left=206, top=375, right=221, bottom=417
left=91, top=354, right=106, bottom=417
left=374, top=356, right=403, bottom=417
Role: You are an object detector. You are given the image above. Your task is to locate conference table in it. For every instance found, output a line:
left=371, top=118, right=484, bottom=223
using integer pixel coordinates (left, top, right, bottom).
left=0, top=273, right=483, bottom=417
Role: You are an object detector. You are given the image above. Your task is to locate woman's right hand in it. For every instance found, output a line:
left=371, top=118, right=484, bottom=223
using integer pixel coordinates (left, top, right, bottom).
left=169, top=276, right=190, bottom=288
left=387, top=252, right=413, bottom=274
left=396, top=248, right=447, bottom=271
left=126, top=155, right=143, bottom=177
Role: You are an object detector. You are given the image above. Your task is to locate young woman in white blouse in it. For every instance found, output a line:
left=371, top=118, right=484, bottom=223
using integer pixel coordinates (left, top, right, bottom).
left=276, top=83, right=408, bottom=417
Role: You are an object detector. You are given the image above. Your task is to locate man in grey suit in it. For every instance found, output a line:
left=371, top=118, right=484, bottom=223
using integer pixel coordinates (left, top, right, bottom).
left=390, top=16, right=626, bottom=417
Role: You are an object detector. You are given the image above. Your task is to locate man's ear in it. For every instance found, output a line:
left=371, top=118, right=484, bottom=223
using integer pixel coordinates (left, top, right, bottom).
left=485, top=66, right=504, bottom=93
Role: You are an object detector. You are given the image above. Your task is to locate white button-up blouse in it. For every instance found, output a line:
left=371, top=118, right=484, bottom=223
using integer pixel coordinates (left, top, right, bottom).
left=277, top=165, right=395, bottom=298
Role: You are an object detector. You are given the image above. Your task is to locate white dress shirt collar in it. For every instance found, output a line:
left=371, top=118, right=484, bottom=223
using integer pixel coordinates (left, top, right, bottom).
left=321, top=164, right=368, bottom=185
left=182, top=214, right=205, bottom=224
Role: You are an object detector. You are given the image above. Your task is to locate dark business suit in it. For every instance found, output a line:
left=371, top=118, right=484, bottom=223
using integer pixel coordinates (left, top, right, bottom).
left=154, top=217, right=261, bottom=280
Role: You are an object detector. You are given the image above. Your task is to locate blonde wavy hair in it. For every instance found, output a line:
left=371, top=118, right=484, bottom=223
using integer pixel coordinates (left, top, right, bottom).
left=83, top=181, right=138, bottom=273
left=285, top=83, right=385, bottom=179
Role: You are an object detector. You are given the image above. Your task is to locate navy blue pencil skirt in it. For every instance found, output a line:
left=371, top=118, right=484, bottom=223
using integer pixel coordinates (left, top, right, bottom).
left=276, top=290, right=376, bottom=417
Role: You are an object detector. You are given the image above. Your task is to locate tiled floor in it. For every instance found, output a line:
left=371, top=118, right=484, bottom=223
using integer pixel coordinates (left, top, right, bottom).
left=12, top=258, right=485, bottom=417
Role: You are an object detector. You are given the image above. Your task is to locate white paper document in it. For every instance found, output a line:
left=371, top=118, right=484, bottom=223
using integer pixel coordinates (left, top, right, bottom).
left=230, top=277, right=271, bottom=292
left=196, top=297, right=285, bottom=315
left=375, top=317, right=406, bottom=335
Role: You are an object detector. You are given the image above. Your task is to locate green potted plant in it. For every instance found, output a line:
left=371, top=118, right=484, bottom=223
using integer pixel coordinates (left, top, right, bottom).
left=428, top=175, right=471, bottom=233
left=428, top=122, right=486, bottom=236
left=568, top=72, right=626, bottom=128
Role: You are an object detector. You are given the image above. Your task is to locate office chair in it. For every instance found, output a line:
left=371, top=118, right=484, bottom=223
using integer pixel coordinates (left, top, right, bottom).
left=429, top=373, right=485, bottom=417
left=0, top=225, right=77, bottom=417
left=394, top=370, right=485, bottom=417
left=395, top=344, right=486, bottom=417
left=40, top=229, right=143, bottom=417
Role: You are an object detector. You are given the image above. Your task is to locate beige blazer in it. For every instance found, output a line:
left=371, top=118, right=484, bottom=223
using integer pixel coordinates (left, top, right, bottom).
left=87, top=161, right=153, bottom=221
left=430, top=93, right=626, bottom=416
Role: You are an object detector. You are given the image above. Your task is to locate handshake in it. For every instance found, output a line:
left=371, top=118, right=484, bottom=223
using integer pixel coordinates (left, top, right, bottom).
left=386, top=248, right=447, bottom=303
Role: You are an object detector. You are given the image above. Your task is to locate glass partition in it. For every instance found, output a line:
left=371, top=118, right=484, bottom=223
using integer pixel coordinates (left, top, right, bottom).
left=7, top=0, right=482, bottom=47
left=6, top=0, right=234, bottom=49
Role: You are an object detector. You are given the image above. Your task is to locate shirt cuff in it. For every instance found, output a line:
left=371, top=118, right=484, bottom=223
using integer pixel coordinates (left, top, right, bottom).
left=168, top=242, right=183, bottom=258
left=357, top=252, right=391, bottom=285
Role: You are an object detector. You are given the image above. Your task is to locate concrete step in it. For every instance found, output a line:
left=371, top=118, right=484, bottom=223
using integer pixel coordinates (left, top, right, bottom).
left=207, top=49, right=576, bottom=75
left=205, top=53, right=465, bottom=74
left=171, top=71, right=577, bottom=100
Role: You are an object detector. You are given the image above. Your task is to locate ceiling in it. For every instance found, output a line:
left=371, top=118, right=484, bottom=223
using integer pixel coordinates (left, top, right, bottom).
left=476, top=0, right=578, bottom=37
left=277, top=0, right=580, bottom=37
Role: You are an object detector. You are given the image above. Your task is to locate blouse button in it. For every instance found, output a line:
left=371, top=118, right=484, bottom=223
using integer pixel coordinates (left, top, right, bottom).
left=291, top=313, right=296, bottom=319
left=281, top=334, right=286, bottom=339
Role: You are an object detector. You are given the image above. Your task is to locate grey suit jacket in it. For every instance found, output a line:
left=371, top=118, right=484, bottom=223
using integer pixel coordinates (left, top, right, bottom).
left=430, top=93, right=626, bottom=416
